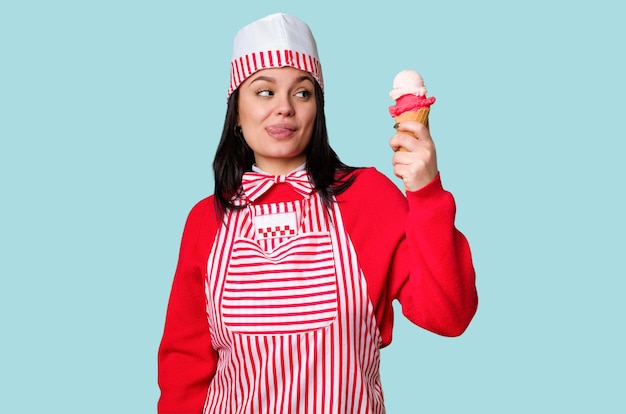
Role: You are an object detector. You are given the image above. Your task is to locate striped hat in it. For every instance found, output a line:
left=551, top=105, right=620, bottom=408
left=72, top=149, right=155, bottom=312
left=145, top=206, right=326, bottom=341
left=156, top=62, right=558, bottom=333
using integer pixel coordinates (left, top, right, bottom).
left=228, top=13, right=323, bottom=98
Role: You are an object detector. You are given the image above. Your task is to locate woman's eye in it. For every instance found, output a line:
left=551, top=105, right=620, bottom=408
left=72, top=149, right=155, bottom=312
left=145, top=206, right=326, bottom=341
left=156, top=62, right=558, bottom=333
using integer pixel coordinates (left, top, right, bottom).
left=295, top=90, right=312, bottom=98
left=256, top=89, right=273, bottom=97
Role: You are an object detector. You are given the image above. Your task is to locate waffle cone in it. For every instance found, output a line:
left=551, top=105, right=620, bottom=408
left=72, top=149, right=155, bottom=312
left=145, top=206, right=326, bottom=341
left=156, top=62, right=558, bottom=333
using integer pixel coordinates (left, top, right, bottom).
left=393, top=107, right=430, bottom=152
left=394, top=107, right=430, bottom=127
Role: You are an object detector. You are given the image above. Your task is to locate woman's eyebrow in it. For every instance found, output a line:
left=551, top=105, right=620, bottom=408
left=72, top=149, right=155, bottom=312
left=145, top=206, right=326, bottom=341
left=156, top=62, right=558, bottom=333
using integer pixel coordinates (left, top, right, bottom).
left=296, top=76, right=315, bottom=84
left=249, top=75, right=275, bottom=84
left=249, top=75, right=314, bottom=85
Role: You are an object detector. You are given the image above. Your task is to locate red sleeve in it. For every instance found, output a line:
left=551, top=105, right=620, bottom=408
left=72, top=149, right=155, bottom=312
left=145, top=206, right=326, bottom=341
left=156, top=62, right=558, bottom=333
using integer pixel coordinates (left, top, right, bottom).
left=337, top=168, right=477, bottom=342
left=395, top=174, right=478, bottom=337
left=157, top=197, right=219, bottom=414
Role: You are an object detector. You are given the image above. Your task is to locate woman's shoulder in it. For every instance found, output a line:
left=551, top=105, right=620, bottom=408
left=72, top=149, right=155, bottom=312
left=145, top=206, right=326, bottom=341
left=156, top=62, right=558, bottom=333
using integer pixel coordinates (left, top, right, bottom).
left=343, top=167, right=405, bottom=198
left=188, top=194, right=216, bottom=214
left=183, top=195, right=219, bottom=228
left=336, top=167, right=407, bottom=212
left=350, top=166, right=393, bottom=181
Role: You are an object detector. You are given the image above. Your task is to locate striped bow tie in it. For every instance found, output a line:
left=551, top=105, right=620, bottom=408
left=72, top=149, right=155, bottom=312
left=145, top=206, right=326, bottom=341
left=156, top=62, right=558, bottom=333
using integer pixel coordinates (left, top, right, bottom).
left=241, top=169, right=314, bottom=202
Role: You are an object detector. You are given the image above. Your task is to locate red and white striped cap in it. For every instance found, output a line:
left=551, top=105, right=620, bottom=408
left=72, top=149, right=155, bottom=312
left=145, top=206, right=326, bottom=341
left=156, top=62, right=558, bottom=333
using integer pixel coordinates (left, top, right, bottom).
left=228, top=13, right=323, bottom=98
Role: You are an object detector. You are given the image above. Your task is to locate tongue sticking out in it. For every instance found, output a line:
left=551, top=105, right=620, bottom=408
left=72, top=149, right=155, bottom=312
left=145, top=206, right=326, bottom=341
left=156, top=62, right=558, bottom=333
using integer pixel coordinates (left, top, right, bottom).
left=267, top=126, right=296, bottom=139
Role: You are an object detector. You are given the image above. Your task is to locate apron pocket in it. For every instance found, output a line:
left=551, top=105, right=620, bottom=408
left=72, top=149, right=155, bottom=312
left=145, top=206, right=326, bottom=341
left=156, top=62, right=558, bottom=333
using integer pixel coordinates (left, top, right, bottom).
left=222, top=232, right=337, bottom=335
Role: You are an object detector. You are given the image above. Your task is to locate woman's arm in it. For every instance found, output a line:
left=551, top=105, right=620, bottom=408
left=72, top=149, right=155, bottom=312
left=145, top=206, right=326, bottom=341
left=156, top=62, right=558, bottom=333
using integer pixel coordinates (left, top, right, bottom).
left=394, top=174, right=478, bottom=336
left=158, top=198, right=219, bottom=414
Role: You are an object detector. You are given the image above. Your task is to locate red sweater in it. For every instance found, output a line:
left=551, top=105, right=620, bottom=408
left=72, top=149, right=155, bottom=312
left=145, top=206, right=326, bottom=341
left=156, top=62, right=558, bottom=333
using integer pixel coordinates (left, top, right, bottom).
left=158, top=168, right=478, bottom=413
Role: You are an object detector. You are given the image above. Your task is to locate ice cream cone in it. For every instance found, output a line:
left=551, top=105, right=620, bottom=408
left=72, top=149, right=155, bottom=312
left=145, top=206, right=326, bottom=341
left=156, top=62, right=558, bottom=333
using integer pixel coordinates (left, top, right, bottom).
left=394, top=107, right=430, bottom=128
left=394, top=107, right=430, bottom=151
left=389, top=70, right=435, bottom=153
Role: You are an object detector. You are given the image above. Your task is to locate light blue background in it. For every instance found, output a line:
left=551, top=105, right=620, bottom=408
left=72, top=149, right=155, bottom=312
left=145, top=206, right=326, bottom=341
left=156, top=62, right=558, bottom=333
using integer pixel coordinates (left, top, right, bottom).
left=1, top=1, right=624, bottom=412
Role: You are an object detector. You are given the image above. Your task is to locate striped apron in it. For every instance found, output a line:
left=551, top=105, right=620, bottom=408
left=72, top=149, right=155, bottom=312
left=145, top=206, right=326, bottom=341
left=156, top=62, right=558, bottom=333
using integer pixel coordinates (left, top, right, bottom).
left=203, top=187, right=385, bottom=413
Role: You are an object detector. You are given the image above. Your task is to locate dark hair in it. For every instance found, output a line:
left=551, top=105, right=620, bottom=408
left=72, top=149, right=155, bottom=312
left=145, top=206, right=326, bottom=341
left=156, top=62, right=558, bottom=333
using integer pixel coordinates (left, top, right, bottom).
left=213, top=81, right=355, bottom=216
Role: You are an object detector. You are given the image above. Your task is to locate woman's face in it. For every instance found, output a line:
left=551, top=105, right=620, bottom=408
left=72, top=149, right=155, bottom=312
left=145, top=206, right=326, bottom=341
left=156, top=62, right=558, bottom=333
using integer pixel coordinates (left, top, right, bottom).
left=237, top=67, right=317, bottom=174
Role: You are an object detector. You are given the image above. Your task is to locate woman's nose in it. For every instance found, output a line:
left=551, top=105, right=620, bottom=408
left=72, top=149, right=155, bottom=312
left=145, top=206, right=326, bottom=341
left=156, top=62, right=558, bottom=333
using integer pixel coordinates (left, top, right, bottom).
left=275, top=94, right=295, bottom=116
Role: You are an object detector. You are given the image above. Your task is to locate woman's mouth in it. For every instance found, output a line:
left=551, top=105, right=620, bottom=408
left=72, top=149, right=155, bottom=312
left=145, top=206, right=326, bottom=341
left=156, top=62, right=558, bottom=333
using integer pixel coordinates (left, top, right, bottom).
left=266, top=124, right=297, bottom=139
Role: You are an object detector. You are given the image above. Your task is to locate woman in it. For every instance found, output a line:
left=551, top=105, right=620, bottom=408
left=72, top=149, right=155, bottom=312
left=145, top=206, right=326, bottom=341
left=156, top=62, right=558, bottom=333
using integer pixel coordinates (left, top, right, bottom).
left=158, top=13, right=477, bottom=414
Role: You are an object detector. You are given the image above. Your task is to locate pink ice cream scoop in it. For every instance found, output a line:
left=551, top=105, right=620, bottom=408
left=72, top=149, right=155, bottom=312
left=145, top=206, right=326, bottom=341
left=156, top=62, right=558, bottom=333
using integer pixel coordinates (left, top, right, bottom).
left=388, top=69, right=436, bottom=124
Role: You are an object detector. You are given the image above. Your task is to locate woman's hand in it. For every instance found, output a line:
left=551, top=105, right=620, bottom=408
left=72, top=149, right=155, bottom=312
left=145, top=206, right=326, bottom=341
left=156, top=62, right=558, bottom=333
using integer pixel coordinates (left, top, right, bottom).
left=389, top=121, right=439, bottom=192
